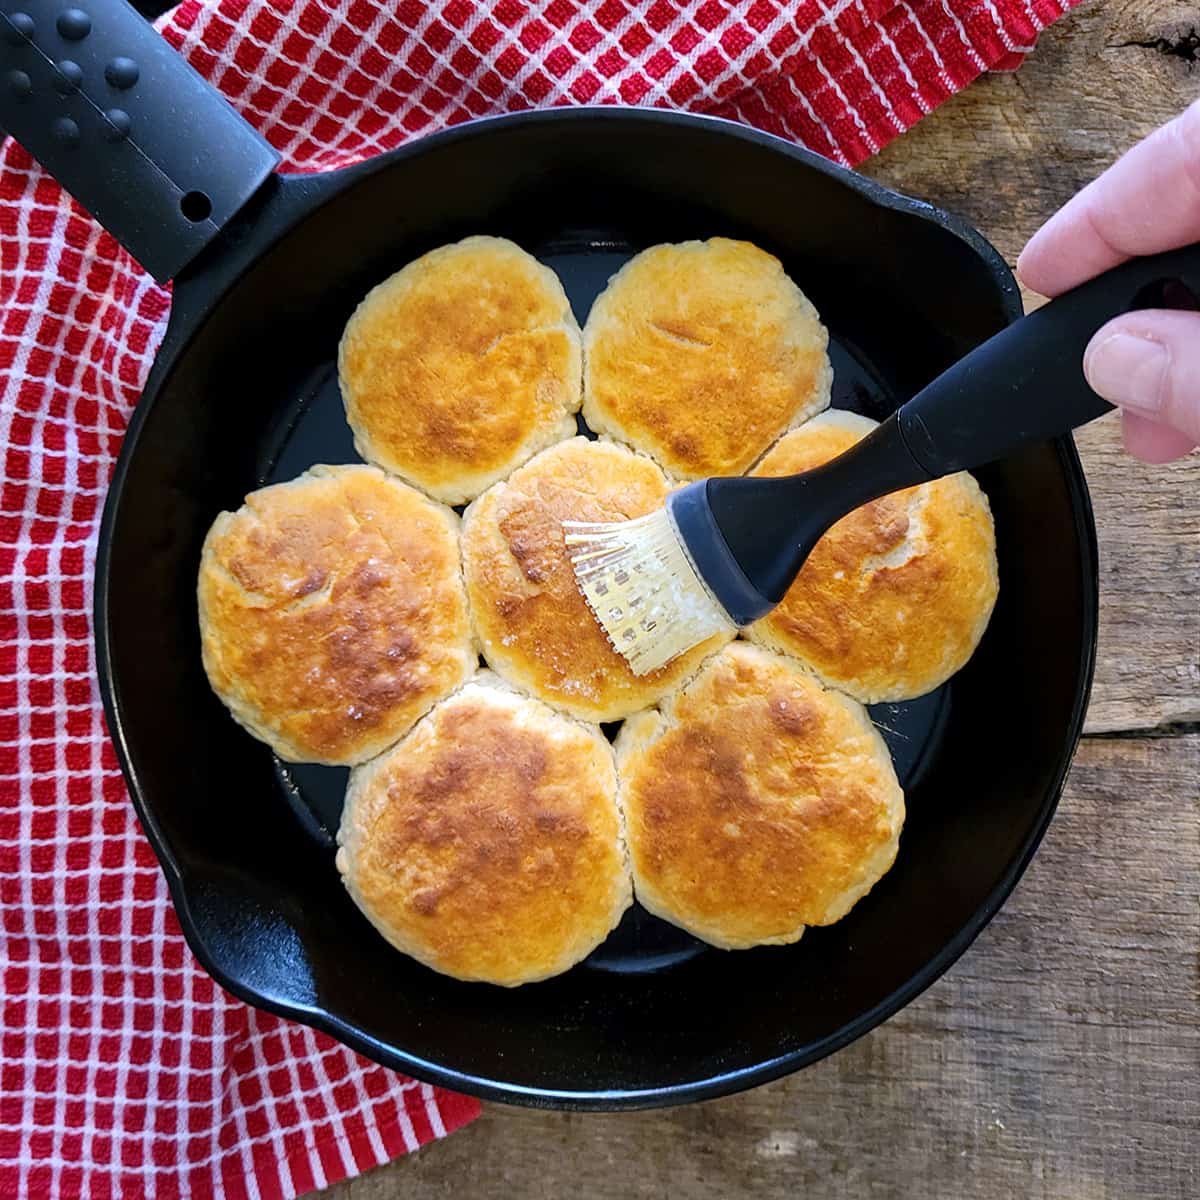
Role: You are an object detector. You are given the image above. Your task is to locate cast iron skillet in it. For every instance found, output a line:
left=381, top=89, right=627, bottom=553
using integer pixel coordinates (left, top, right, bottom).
left=1, top=1, right=1097, bottom=1107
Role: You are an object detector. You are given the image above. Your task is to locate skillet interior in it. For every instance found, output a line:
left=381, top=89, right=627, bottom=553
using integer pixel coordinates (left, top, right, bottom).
left=97, top=112, right=1097, bottom=1107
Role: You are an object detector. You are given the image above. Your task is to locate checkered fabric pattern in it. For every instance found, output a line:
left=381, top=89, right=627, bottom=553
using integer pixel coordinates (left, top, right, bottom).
left=0, top=0, right=1080, bottom=1196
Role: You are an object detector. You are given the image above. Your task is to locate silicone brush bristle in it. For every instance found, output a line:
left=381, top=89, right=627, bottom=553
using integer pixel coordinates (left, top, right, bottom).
left=563, top=509, right=735, bottom=675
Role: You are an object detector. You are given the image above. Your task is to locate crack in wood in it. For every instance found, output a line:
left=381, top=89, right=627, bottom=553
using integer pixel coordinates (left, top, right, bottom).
left=1085, top=719, right=1200, bottom=741
left=1114, top=29, right=1200, bottom=65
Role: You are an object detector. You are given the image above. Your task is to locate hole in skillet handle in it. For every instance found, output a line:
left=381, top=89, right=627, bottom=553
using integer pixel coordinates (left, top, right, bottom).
left=1130, top=277, right=1200, bottom=311
left=180, top=190, right=213, bottom=223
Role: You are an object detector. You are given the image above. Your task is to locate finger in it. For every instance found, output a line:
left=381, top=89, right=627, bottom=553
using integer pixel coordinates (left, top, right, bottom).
left=1120, top=411, right=1198, bottom=464
left=1017, top=99, right=1200, bottom=296
left=1083, top=309, right=1200, bottom=446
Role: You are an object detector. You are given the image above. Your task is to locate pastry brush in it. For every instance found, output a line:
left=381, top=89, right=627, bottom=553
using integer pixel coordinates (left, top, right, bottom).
left=565, top=241, right=1200, bottom=675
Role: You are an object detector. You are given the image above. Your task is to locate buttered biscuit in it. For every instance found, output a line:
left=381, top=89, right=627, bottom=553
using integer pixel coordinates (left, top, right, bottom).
left=583, top=238, right=831, bottom=477
left=746, top=410, right=999, bottom=702
left=337, top=674, right=631, bottom=986
left=461, top=437, right=731, bottom=722
left=616, top=643, right=904, bottom=950
left=198, top=464, right=473, bottom=764
left=339, top=236, right=582, bottom=504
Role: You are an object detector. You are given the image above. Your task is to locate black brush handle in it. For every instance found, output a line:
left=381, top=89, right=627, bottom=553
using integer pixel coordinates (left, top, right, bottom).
left=0, top=0, right=278, bottom=282
left=701, top=240, right=1200, bottom=620
left=896, top=240, right=1200, bottom=475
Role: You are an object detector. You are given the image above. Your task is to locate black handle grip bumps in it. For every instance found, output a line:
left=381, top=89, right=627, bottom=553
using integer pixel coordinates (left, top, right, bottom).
left=1, top=0, right=278, bottom=281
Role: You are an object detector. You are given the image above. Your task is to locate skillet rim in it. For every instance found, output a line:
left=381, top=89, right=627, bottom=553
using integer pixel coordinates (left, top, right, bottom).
left=93, top=106, right=1100, bottom=1110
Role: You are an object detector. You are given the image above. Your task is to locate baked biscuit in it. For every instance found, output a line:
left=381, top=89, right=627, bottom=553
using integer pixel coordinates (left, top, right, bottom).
left=616, top=642, right=904, bottom=950
left=198, top=464, right=473, bottom=765
left=337, top=673, right=631, bottom=986
left=339, top=236, right=582, bottom=504
left=746, top=410, right=999, bottom=702
left=582, top=238, right=831, bottom=477
left=461, top=437, right=731, bottom=722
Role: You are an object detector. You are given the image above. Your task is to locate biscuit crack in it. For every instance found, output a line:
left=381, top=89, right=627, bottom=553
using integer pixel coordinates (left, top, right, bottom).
left=649, top=320, right=712, bottom=350
left=856, top=490, right=928, bottom=581
left=478, top=321, right=568, bottom=360
left=206, top=559, right=336, bottom=612
left=279, top=576, right=336, bottom=613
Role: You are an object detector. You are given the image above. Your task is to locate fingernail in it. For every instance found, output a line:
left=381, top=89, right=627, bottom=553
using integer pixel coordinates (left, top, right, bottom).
left=1084, top=333, right=1169, bottom=414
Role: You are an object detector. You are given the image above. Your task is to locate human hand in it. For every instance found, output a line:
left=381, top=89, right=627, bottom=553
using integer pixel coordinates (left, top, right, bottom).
left=1017, top=99, right=1200, bottom=463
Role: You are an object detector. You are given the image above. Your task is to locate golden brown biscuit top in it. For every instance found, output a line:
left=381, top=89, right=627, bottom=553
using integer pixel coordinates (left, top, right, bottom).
left=582, top=238, right=831, bottom=478
left=339, top=236, right=581, bottom=503
left=747, top=412, right=998, bottom=703
left=338, top=680, right=629, bottom=985
left=198, top=465, right=473, bottom=765
left=461, top=438, right=729, bottom=721
left=617, top=643, right=904, bottom=947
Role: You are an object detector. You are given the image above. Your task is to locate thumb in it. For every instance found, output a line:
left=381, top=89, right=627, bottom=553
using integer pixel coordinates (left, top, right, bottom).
left=1119, top=411, right=1198, bottom=465
left=1083, top=309, right=1200, bottom=460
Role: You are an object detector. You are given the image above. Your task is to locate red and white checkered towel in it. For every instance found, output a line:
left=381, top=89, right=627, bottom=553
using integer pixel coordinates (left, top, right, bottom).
left=0, top=0, right=1078, bottom=1196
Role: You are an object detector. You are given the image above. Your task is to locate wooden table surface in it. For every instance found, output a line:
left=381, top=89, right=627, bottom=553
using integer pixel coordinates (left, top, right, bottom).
left=329, top=5, right=1199, bottom=1196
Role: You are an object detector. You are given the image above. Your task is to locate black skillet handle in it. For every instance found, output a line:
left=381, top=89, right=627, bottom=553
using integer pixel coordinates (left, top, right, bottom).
left=897, top=241, right=1200, bottom=475
left=0, top=0, right=278, bottom=282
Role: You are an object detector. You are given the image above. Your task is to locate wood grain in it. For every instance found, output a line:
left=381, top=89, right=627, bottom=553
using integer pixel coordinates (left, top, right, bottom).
left=1073, top=417, right=1200, bottom=733
left=328, top=736, right=1200, bottom=1200
left=322, top=5, right=1200, bottom=1196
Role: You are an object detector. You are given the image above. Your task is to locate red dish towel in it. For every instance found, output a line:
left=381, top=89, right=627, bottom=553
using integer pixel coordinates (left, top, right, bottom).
left=0, top=0, right=1079, bottom=1196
